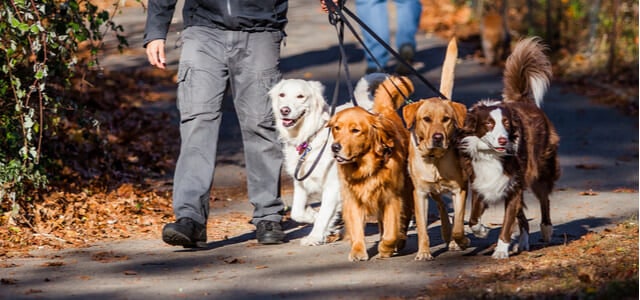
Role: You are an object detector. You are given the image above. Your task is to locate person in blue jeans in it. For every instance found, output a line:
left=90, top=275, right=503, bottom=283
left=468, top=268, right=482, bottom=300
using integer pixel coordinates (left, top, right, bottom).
left=355, top=0, right=422, bottom=74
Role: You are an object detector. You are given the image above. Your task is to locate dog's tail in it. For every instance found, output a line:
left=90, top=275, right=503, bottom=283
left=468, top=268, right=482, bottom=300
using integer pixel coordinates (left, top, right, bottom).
left=502, top=36, right=552, bottom=108
left=372, top=75, right=414, bottom=116
left=440, top=38, right=458, bottom=100
left=353, top=72, right=388, bottom=112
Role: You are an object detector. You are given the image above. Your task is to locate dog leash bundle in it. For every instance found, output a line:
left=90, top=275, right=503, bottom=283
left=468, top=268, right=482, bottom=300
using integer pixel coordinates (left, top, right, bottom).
left=324, top=0, right=448, bottom=101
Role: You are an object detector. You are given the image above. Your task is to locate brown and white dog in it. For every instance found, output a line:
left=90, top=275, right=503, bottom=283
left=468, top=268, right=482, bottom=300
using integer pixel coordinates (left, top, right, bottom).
left=402, top=38, right=470, bottom=260
left=328, top=75, right=414, bottom=261
left=460, top=37, right=560, bottom=259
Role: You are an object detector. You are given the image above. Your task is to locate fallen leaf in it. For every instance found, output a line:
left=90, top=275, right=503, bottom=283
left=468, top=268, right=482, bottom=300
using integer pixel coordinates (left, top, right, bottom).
left=579, top=189, right=598, bottom=196
left=123, top=270, right=137, bottom=275
left=42, top=261, right=65, bottom=267
left=575, top=164, right=601, bottom=170
left=613, top=187, right=637, bottom=193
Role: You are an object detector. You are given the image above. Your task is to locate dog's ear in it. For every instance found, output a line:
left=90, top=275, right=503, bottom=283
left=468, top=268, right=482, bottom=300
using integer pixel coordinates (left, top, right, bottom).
left=402, top=102, right=421, bottom=129
left=448, top=101, right=467, bottom=129
left=460, top=108, right=477, bottom=135
left=372, top=115, right=395, bottom=156
left=307, top=80, right=328, bottom=112
left=268, top=79, right=285, bottom=100
left=326, top=115, right=335, bottom=128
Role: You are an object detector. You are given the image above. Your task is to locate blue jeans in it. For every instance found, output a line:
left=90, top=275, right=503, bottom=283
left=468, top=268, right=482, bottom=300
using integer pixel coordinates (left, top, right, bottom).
left=355, top=0, right=422, bottom=69
left=173, top=26, right=285, bottom=226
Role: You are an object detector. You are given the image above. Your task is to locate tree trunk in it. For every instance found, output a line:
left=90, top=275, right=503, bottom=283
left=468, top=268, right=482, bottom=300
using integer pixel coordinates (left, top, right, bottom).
left=607, top=0, right=620, bottom=76
left=587, top=0, right=602, bottom=55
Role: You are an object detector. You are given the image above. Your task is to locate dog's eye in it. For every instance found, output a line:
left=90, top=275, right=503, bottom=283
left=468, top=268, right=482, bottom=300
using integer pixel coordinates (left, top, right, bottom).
left=423, top=116, right=432, bottom=123
left=351, top=128, right=360, bottom=134
left=502, top=118, right=509, bottom=127
left=279, top=93, right=285, bottom=98
left=442, top=116, right=450, bottom=123
left=485, top=121, right=494, bottom=130
left=296, top=94, right=305, bottom=99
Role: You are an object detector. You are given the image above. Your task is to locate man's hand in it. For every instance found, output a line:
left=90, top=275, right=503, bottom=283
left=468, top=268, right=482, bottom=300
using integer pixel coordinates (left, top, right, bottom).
left=146, top=39, right=167, bottom=69
left=320, top=0, right=340, bottom=13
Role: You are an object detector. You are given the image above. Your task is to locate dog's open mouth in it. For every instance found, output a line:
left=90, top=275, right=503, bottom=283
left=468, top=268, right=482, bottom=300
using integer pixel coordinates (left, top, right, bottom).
left=493, top=147, right=507, bottom=153
left=280, top=111, right=305, bottom=128
left=281, top=118, right=297, bottom=127
left=334, top=155, right=353, bottom=164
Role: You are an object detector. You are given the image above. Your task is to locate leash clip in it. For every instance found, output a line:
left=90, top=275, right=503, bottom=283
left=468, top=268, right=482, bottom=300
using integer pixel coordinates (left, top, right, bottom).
left=325, top=0, right=344, bottom=25
left=298, top=145, right=312, bottom=161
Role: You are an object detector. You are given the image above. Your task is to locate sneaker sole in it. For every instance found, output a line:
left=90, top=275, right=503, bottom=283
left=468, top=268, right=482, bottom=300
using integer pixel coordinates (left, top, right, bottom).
left=257, top=233, right=285, bottom=245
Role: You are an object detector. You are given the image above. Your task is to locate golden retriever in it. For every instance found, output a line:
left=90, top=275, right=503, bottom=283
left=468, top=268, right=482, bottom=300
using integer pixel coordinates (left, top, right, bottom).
left=402, top=38, right=470, bottom=260
left=328, top=75, right=414, bottom=261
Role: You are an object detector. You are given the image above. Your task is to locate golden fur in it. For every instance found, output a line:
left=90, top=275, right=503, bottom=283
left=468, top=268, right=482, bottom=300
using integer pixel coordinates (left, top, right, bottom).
left=402, top=38, right=470, bottom=260
left=328, top=75, right=414, bottom=261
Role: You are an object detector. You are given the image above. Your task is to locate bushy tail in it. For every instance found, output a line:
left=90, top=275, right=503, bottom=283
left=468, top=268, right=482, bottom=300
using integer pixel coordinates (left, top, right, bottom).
left=502, top=37, right=552, bottom=107
left=372, top=75, right=414, bottom=116
left=353, top=72, right=388, bottom=112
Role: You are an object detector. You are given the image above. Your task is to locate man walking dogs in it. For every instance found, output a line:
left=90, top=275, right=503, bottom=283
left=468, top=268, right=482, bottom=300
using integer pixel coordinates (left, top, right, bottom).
left=144, top=0, right=289, bottom=247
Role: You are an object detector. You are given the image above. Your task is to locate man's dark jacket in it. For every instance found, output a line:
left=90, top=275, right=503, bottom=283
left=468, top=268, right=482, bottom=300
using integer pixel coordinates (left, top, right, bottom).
left=144, top=0, right=288, bottom=46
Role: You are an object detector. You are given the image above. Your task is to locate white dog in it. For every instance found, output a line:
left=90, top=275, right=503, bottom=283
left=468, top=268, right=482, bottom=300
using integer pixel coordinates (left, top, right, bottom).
left=269, top=74, right=385, bottom=245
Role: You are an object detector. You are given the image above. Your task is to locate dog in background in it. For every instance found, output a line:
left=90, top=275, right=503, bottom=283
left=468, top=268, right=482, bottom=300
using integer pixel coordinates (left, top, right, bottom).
left=460, top=37, right=560, bottom=259
left=328, top=75, right=414, bottom=261
left=402, top=38, right=470, bottom=261
left=269, top=74, right=386, bottom=246
left=480, top=1, right=511, bottom=66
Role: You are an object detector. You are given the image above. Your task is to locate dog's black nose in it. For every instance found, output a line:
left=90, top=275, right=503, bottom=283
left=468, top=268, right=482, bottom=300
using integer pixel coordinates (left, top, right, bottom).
left=331, top=143, right=341, bottom=153
left=432, top=133, right=444, bottom=143
left=280, top=106, right=291, bottom=116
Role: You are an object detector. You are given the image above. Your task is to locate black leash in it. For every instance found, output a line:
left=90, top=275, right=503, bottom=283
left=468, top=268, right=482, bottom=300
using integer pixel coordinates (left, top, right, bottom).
left=325, top=0, right=448, bottom=100
left=293, top=6, right=349, bottom=181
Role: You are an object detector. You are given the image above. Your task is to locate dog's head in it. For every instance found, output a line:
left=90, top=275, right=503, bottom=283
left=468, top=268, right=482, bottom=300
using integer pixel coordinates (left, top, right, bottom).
left=461, top=100, right=520, bottom=155
left=403, top=98, right=466, bottom=157
left=328, top=107, right=397, bottom=165
left=268, top=79, right=326, bottom=131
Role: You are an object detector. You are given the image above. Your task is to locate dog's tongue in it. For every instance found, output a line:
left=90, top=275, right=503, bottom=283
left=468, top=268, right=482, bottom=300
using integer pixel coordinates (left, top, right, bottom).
left=282, top=119, right=295, bottom=127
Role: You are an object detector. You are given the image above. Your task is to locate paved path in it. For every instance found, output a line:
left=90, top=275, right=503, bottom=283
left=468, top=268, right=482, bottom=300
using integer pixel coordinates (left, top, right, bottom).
left=3, top=2, right=638, bottom=299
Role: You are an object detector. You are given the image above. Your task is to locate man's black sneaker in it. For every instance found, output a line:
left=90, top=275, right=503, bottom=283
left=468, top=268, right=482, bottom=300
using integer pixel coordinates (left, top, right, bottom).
left=395, top=43, right=416, bottom=75
left=162, top=218, right=207, bottom=248
left=256, top=220, right=285, bottom=244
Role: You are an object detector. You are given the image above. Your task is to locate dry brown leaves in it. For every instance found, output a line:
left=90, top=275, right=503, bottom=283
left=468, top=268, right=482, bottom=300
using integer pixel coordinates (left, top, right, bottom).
left=416, top=220, right=639, bottom=299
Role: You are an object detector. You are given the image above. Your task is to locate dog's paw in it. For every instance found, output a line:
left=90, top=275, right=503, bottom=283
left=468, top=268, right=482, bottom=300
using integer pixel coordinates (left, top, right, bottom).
left=292, top=207, right=318, bottom=224
left=300, top=235, right=325, bottom=246
left=348, top=251, right=369, bottom=262
left=448, top=237, right=470, bottom=251
left=468, top=223, right=489, bottom=239
left=414, top=251, right=435, bottom=261
left=540, top=224, right=553, bottom=243
left=491, top=239, right=510, bottom=259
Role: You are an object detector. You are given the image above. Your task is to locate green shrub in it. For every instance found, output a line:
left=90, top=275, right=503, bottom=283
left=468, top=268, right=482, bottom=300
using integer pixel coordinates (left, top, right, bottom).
left=0, top=0, right=129, bottom=214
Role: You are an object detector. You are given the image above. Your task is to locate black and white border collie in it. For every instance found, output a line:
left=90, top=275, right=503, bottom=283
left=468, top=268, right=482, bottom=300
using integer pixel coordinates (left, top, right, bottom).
left=460, top=37, right=561, bottom=259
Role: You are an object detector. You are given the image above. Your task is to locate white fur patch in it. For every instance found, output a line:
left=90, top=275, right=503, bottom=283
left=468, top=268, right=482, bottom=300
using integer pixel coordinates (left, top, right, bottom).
left=492, top=239, right=510, bottom=259
left=530, top=74, right=549, bottom=108
left=540, top=223, right=553, bottom=243
left=461, top=136, right=511, bottom=203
